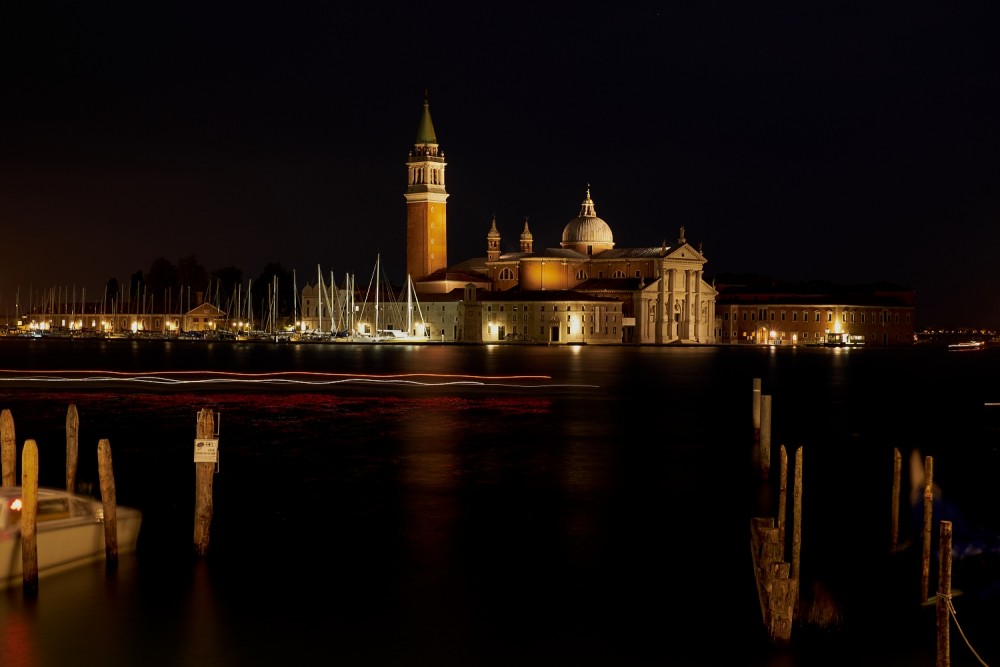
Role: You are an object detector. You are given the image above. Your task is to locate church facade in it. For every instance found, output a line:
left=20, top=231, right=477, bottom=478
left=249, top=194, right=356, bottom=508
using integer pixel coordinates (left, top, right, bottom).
left=405, top=99, right=718, bottom=345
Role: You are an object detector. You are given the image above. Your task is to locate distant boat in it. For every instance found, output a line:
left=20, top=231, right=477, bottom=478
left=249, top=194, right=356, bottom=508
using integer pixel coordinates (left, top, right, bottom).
left=0, top=486, right=142, bottom=590
left=948, top=341, right=985, bottom=351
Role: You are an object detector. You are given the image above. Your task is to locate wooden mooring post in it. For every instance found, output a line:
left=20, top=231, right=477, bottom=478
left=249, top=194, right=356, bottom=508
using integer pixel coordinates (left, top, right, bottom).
left=936, top=520, right=953, bottom=667
left=193, top=408, right=217, bottom=556
left=97, top=439, right=120, bottom=570
left=777, top=445, right=788, bottom=548
left=921, top=455, right=934, bottom=604
left=21, top=439, right=39, bottom=596
left=750, top=444, right=802, bottom=644
left=1, top=408, right=16, bottom=486
left=890, top=447, right=901, bottom=552
left=750, top=517, right=798, bottom=643
left=66, top=404, right=79, bottom=493
left=791, top=446, right=802, bottom=606
left=752, top=378, right=762, bottom=441
left=760, top=395, right=772, bottom=480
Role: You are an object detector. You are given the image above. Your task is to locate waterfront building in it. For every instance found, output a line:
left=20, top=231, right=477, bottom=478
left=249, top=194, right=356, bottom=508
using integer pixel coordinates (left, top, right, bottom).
left=0, top=284, right=230, bottom=337
left=346, top=97, right=718, bottom=344
left=714, top=277, right=916, bottom=345
left=7, top=296, right=227, bottom=337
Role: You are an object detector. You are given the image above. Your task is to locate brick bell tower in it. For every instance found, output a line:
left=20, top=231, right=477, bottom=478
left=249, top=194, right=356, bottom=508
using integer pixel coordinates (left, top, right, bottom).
left=405, top=94, right=448, bottom=285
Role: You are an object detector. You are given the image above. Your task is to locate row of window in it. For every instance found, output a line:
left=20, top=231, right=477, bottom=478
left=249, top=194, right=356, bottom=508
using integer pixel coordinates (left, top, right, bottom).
left=485, top=304, right=617, bottom=312
left=489, top=313, right=616, bottom=323
left=719, top=330, right=906, bottom=343
left=494, top=268, right=689, bottom=282
left=723, top=309, right=910, bottom=325
left=408, top=166, right=444, bottom=186
left=723, top=330, right=838, bottom=340
left=496, top=326, right=620, bottom=337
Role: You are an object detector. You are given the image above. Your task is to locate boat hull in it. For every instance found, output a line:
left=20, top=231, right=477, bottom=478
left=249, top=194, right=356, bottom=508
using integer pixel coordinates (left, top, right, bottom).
left=0, top=488, right=142, bottom=589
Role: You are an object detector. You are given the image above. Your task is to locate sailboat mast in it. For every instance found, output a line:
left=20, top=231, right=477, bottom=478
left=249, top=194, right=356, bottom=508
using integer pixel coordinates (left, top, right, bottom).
left=407, top=275, right=412, bottom=334
left=317, top=264, right=323, bottom=334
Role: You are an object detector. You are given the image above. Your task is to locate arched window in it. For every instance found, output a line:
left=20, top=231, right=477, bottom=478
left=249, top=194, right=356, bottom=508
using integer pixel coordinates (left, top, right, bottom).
left=612, top=270, right=627, bottom=278
left=498, top=268, right=515, bottom=280
left=576, top=269, right=588, bottom=280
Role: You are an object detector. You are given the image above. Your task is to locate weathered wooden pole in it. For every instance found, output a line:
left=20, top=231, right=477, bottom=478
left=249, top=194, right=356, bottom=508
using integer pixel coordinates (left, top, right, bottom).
left=921, top=455, right=934, bottom=604
left=890, top=447, right=901, bottom=552
left=1, top=408, right=16, bottom=487
left=778, top=445, right=788, bottom=550
left=760, top=395, right=772, bottom=480
left=791, top=446, right=803, bottom=607
left=936, top=520, right=953, bottom=667
left=66, top=404, right=79, bottom=493
left=752, top=378, right=762, bottom=441
left=193, top=408, right=215, bottom=556
left=21, top=439, right=39, bottom=596
left=97, top=438, right=119, bottom=570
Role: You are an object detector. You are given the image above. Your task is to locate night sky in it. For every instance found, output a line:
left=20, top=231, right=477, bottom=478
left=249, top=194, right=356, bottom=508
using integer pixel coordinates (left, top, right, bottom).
left=2, top=3, right=999, bottom=327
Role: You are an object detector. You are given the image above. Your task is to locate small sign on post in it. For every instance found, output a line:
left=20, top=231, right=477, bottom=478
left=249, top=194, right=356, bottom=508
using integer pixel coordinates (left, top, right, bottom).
left=193, top=409, right=217, bottom=557
left=193, top=438, right=219, bottom=463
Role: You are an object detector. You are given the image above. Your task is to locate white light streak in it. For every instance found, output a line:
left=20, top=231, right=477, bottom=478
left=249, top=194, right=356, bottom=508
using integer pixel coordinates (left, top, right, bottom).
left=0, top=369, right=597, bottom=390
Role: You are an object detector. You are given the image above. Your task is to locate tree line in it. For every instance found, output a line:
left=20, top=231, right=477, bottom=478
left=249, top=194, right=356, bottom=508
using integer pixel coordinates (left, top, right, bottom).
left=109, top=255, right=298, bottom=319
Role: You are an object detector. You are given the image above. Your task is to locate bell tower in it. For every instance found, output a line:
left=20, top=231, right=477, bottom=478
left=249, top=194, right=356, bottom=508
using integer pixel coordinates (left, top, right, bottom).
left=487, top=215, right=501, bottom=262
left=405, top=95, right=448, bottom=284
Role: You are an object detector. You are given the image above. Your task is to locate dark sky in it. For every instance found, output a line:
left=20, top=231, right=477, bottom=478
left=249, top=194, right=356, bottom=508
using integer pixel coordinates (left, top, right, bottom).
left=2, top=3, right=999, bottom=327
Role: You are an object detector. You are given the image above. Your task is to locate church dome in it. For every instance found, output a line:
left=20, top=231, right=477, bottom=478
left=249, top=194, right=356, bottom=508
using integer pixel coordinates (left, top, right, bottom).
left=560, top=188, right=614, bottom=254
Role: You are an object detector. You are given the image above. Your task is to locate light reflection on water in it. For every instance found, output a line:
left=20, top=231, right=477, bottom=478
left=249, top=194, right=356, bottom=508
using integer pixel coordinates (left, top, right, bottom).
left=0, top=340, right=997, bottom=665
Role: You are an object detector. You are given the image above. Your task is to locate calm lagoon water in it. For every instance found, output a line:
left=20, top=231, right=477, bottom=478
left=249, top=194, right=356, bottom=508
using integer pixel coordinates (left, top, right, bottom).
left=0, top=339, right=997, bottom=666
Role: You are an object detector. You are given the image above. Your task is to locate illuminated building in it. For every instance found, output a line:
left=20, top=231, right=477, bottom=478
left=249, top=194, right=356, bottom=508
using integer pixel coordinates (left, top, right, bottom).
left=407, top=99, right=719, bottom=344
left=714, top=277, right=916, bottom=346
left=298, top=97, right=916, bottom=346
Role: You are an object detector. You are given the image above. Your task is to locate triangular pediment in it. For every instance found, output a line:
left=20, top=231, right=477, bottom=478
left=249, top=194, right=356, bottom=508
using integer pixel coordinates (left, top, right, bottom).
left=186, top=302, right=226, bottom=317
left=664, top=242, right=706, bottom=262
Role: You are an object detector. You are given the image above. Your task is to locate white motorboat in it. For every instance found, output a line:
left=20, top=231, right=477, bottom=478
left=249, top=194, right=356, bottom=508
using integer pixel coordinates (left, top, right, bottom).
left=948, top=341, right=985, bottom=351
left=0, top=486, right=142, bottom=589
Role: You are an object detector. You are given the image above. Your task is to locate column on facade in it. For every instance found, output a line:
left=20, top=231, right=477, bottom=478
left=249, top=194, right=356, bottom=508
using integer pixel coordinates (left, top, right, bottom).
left=707, top=289, right=716, bottom=343
left=656, top=263, right=666, bottom=344
left=685, top=269, right=694, bottom=340
left=666, top=268, right=676, bottom=341
left=694, top=270, right=702, bottom=342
